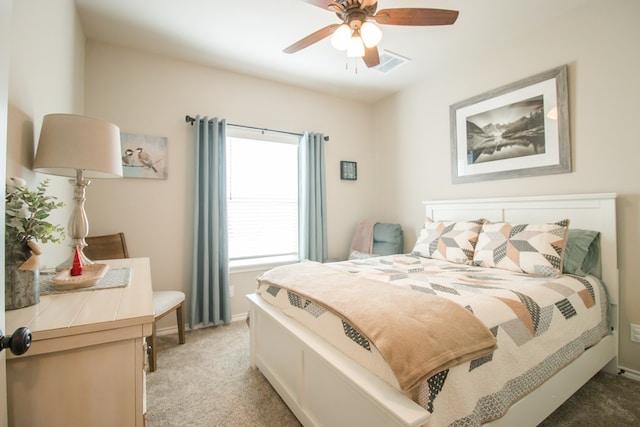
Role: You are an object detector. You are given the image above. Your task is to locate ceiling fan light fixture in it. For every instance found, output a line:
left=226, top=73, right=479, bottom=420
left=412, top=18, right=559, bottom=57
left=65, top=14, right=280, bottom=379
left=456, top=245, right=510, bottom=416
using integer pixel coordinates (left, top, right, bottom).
left=283, top=4, right=459, bottom=70
left=346, top=34, right=365, bottom=57
left=330, top=24, right=351, bottom=51
left=360, top=21, right=382, bottom=48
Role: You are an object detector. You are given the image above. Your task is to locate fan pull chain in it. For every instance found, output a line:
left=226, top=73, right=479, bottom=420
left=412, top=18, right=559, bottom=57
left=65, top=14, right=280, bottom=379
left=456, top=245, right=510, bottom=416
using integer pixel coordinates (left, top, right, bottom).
left=344, top=56, right=359, bottom=74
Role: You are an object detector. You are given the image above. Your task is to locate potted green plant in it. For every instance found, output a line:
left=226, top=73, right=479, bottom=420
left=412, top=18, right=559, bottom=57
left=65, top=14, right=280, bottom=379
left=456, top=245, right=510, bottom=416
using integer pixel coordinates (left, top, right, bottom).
left=5, top=177, right=65, bottom=310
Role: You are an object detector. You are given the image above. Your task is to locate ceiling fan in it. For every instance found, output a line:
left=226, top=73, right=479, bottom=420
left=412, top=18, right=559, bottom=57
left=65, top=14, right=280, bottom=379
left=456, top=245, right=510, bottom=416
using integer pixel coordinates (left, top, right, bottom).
left=283, top=0, right=459, bottom=68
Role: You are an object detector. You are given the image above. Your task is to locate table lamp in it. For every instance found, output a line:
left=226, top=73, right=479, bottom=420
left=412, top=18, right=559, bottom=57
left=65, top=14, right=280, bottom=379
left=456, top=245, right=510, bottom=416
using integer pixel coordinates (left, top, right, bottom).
left=33, top=113, right=123, bottom=270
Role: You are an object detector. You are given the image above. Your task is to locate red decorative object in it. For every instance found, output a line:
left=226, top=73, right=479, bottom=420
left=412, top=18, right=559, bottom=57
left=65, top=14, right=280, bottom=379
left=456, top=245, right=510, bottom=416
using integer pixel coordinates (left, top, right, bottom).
left=70, top=246, right=83, bottom=276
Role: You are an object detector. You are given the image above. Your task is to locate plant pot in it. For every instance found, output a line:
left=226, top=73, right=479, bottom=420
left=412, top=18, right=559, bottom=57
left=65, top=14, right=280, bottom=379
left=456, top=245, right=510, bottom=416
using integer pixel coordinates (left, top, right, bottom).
left=5, top=244, right=40, bottom=310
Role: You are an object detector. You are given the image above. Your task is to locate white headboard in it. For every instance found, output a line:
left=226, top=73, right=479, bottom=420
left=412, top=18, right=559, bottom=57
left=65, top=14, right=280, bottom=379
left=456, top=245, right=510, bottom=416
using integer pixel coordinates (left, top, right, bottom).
left=423, top=193, right=618, bottom=305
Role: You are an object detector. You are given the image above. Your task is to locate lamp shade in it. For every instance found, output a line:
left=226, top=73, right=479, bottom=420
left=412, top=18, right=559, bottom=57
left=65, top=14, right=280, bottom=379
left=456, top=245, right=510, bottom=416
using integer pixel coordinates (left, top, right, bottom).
left=330, top=24, right=351, bottom=51
left=346, top=34, right=365, bottom=58
left=34, top=114, right=123, bottom=179
left=360, top=21, right=382, bottom=48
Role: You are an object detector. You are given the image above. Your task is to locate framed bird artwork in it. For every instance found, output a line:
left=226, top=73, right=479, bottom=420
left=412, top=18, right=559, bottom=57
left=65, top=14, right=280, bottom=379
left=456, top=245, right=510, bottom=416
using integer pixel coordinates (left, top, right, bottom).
left=120, top=133, right=168, bottom=179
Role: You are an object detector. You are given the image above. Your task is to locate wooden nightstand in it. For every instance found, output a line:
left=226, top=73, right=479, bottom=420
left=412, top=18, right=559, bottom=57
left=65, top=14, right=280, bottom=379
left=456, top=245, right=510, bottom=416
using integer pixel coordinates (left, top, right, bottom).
left=5, top=257, right=154, bottom=427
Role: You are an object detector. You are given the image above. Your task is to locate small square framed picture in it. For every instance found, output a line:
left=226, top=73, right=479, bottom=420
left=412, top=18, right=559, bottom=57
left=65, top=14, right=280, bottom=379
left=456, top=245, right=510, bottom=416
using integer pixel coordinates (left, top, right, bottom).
left=340, top=161, right=357, bottom=180
left=120, top=133, right=168, bottom=179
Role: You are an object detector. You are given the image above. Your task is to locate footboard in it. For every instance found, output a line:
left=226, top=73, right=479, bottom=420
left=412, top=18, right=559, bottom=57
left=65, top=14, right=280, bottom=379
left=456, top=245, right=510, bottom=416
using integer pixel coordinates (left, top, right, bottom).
left=247, top=293, right=431, bottom=427
left=248, top=290, right=616, bottom=427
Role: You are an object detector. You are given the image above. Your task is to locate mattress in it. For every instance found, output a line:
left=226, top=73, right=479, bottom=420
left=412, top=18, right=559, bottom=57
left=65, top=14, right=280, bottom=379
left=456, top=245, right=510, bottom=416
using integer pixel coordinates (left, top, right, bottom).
left=255, top=254, right=610, bottom=426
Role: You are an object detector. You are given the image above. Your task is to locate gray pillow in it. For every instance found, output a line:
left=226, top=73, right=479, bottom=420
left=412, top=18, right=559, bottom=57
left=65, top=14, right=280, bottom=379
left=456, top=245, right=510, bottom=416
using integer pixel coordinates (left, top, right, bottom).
left=563, top=229, right=600, bottom=277
left=372, top=223, right=404, bottom=255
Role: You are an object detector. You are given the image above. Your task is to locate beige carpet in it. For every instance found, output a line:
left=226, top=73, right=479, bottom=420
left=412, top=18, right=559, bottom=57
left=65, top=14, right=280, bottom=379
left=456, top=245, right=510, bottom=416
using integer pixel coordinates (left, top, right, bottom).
left=145, top=321, right=300, bottom=427
left=146, top=321, right=640, bottom=426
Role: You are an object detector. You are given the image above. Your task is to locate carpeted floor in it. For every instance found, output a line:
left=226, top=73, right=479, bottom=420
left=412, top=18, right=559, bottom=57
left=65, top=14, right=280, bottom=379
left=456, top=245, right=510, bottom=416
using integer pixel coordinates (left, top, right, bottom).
left=146, top=321, right=640, bottom=427
left=146, top=321, right=300, bottom=427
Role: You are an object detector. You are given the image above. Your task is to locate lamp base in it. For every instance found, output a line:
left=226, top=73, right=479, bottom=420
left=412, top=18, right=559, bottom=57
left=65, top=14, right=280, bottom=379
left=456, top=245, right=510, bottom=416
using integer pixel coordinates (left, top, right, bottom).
left=55, top=170, right=93, bottom=272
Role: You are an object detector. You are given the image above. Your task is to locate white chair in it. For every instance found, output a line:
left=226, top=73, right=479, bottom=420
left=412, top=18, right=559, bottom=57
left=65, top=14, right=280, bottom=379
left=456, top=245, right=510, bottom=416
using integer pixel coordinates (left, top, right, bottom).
left=84, top=232, right=185, bottom=372
left=148, top=290, right=185, bottom=371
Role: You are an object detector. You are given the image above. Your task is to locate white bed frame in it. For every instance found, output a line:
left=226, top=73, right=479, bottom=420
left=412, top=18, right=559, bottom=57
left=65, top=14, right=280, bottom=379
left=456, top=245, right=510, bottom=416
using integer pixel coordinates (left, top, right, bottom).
left=247, top=194, right=618, bottom=427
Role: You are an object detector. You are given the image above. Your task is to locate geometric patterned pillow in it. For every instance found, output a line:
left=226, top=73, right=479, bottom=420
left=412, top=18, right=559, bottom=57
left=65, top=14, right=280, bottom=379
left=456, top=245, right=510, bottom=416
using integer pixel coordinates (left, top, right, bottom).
left=412, top=218, right=484, bottom=265
left=472, top=219, right=570, bottom=277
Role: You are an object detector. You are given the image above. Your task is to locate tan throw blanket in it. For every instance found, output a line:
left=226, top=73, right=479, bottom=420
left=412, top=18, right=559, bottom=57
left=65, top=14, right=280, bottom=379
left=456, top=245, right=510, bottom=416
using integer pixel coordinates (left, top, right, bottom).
left=257, top=261, right=497, bottom=392
left=350, top=220, right=377, bottom=253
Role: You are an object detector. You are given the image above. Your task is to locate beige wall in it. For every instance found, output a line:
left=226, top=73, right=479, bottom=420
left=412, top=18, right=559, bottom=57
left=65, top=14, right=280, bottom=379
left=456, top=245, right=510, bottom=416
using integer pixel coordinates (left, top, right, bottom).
left=7, top=0, right=85, bottom=268
left=372, top=0, right=640, bottom=372
left=83, top=41, right=376, bottom=324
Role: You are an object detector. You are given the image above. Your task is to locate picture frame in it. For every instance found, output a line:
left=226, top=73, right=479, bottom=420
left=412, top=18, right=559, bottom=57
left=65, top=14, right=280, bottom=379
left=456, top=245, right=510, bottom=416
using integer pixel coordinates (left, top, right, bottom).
left=340, top=161, right=357, bottom=180
left=120, top=133, right=168, bottom=179
left=449, top=65, right=571, bottom=183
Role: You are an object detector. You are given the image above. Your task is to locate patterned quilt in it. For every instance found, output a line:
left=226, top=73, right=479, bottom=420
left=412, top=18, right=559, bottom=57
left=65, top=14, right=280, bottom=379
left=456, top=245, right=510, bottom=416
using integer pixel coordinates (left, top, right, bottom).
left=255, top=254, right=610, bottom=427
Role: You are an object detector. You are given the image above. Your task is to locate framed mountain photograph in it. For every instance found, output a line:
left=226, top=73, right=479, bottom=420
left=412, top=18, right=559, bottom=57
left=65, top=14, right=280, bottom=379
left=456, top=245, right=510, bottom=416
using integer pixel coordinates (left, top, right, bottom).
left=450, top=65, right=570, bottom=183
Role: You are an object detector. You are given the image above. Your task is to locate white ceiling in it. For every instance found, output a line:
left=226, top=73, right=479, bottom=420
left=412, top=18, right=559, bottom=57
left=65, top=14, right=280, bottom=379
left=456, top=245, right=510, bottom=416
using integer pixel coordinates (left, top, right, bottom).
left=75, top=0, right=590, bottom=103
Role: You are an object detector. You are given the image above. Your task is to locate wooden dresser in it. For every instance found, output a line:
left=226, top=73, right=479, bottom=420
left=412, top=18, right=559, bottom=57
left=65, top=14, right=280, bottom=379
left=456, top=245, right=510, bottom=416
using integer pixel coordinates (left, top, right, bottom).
left=5, top=257, right=154, bottom=427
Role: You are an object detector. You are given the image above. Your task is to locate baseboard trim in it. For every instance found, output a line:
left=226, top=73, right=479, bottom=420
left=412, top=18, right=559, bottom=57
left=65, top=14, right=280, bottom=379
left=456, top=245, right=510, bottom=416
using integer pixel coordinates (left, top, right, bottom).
left=231, top=312, right=249, bottom=323
left=618, top=366, right=640, bottom=382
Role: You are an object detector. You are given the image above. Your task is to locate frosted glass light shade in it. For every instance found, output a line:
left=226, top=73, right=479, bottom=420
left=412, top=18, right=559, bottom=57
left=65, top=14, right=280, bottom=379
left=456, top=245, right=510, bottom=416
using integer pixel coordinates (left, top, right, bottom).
left=330, top=24, right=351, bottom=51
left=34, top=114, right=123, bottom=179
left=360, top=21, right=382, bottom=48
left=346, top=35, right=365, bottom=57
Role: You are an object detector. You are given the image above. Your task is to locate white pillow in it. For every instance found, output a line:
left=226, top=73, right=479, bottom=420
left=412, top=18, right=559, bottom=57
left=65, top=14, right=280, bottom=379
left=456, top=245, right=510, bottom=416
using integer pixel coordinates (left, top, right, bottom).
left=473, top=219, right=569, bottom=277
left=412, top=218, right=484, bottom=265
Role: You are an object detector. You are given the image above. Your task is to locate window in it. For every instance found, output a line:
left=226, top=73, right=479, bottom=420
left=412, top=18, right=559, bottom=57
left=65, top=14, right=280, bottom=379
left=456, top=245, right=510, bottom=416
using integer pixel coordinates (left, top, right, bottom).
left=226, top=128, right=300, bottom=269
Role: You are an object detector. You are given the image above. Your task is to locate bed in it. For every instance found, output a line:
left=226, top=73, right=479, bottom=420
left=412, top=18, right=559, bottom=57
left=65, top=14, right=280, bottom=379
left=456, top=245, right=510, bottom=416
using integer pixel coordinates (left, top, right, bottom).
left=247, top=193, right=618, bottom=426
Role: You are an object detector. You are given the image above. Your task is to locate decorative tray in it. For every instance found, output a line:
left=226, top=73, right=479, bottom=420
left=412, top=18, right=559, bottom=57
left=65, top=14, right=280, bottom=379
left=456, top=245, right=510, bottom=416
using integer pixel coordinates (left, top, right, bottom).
left=50, top=263, right=110, bottom=289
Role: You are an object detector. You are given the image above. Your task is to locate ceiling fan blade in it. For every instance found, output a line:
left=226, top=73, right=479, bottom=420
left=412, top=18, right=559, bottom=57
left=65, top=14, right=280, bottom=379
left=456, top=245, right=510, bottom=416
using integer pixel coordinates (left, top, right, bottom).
left=359, top=0, right=378, bottom=9
left=283, top=24, right=340, bottom=54
left=303, top=0, right=345, bottom=13
left=373, top=8, right=459, bottom=26
left=363, top=46, right=380, bottom=68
